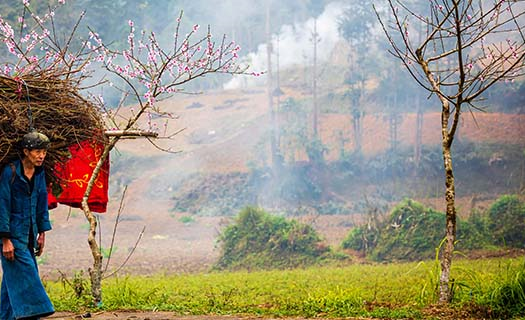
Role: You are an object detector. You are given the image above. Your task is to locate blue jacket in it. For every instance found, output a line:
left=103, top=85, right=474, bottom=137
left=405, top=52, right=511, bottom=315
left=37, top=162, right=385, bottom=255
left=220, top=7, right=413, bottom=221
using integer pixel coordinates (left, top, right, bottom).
left=0, top=159, right=52, bottom=250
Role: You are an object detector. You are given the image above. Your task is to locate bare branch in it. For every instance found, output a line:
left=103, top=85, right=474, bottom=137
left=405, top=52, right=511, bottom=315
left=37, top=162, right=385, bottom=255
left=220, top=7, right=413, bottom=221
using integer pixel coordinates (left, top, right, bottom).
left=103, top=185, right=128, bottom=274
left=103, top=226, right=146, bottom=279
left=104, top=130, right=159, bottom=138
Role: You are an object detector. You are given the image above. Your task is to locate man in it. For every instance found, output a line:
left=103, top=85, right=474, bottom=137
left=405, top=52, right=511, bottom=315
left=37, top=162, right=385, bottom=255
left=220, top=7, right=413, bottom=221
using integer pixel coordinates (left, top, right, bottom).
left=0, top=131, right=55, bottom=320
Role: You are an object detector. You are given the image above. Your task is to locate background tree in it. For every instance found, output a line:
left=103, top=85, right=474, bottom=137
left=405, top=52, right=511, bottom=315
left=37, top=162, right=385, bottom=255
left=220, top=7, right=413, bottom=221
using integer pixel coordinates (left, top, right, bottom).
left=376, top=0, right=525, bottom=303
left=338, top=0, right=376, bottom=154
left=265, top=0, right=280, bottom=172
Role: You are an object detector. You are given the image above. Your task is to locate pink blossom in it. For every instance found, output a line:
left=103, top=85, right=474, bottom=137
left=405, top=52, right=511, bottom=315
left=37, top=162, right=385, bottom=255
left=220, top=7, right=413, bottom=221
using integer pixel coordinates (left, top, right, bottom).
left=3, top=64, right=12, bottom=75
left=128, top=20, right=134, bottom=27
left=21, top=34, right=31, bottom=43
left=0, top=21, right=15, bottom=38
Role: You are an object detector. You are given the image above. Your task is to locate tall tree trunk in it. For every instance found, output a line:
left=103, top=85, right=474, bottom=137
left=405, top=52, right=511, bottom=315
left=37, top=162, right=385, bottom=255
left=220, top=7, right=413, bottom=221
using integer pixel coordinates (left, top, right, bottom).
left=389, top=113, right=399, bottom=151
left=414, top=103, right=423, bottom=174
left=275, top=35, right=281, bottom=149
left=417, top=51, right=460, bottom=303
left=439, top=102, right=457, bottom=303
left=312, top=18, right=319, bottom=138
left=82, top=137, right=119, bottom=305
left=352, top=107, right=362, bottom=153
left=266, top=1, right=279, bottom=169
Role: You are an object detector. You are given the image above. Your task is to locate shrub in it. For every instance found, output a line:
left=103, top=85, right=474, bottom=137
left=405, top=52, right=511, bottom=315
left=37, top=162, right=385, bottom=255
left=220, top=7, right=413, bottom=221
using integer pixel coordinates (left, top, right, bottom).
left=342, top=199, right=488, bottom=261
left=214, top=206, right=331, bottom=270
left=487, top=195, right=525, bottom=248
left=341, top=227, right=378, bottom=253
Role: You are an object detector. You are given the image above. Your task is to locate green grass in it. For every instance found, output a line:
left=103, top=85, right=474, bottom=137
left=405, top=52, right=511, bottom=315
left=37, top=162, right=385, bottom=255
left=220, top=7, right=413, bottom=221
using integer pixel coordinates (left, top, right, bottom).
left=46, top=256, right=525, bottom=318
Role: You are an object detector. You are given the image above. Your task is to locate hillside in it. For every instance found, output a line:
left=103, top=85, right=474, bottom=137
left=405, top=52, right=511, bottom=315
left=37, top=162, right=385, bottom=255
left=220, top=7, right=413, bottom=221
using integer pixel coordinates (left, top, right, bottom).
left=42, top=86, right=525, bottom=277
left=108, top=85, right=525, bottom=220
left=116, top=87, right=525, bottom=171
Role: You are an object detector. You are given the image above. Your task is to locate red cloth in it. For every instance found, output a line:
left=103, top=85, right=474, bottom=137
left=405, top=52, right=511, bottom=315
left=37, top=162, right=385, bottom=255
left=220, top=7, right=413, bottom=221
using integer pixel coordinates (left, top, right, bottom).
left=48, top=140, right=109, bottom=213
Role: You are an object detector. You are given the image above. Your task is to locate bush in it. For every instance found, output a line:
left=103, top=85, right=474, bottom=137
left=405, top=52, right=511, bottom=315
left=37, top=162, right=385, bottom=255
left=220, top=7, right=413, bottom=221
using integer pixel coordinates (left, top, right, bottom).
left=214, top=207, right=331, bottom=270
left=371, top=199, right=445, bottom=261
left=487, top=195, right=525, bottom=248
left=342, top=199, right=488, bottom=261
left=341, top=227, right=378, bottom=253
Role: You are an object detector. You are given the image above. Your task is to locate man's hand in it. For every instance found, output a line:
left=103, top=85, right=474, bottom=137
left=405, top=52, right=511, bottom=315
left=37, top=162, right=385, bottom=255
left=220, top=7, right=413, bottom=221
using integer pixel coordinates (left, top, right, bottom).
left=36, top=232, right=46, bottom=256
left=2, top=238, right=14, bottom=261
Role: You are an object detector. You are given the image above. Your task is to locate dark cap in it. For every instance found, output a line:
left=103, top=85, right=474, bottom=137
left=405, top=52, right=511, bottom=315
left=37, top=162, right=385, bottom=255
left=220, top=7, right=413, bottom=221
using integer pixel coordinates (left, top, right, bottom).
left=20, top=131, right=50, bottom=150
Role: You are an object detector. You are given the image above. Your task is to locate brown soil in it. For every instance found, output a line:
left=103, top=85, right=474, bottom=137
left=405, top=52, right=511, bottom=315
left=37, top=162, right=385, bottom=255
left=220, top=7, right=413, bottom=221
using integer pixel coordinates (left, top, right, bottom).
left=50, top=308, right=490, bottom=320
left=38, top=87, right=525, bottom=277
left=49, top=305, right=495, bottom=320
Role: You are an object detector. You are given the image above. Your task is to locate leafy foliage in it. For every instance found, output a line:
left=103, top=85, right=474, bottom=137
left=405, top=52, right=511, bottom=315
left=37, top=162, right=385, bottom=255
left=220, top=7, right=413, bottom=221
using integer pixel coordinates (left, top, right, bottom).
left=342, top=199, right=487, bottom=261
left=214, top=207, right=331, bottom=270
left=487, top=195, right=525, bottom=248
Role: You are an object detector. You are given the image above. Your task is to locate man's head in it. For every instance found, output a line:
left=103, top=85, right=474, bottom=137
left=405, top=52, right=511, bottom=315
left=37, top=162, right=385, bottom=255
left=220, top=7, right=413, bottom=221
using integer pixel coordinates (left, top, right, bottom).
left=20, top=131, right=49, bottom=167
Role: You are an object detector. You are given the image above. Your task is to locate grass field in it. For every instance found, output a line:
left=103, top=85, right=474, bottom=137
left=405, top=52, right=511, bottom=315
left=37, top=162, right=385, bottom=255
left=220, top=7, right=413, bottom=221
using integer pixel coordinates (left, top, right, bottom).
left=47, top=256, right=525, bottom=319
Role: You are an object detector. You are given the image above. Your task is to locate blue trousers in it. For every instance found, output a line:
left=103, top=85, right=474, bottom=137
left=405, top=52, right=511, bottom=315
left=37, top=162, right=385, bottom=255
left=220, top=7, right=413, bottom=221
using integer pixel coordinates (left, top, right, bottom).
left=0, top=246, right=54, bottom=320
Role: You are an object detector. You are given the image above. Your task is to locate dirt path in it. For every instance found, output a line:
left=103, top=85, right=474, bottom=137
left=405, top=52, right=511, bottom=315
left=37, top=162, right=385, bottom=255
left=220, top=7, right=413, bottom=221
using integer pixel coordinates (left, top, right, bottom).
left=49, top=310, right=483, bottom=320
left=51, top=311, right=179, bottom=320
left=51, top=313, right=317, bottom=320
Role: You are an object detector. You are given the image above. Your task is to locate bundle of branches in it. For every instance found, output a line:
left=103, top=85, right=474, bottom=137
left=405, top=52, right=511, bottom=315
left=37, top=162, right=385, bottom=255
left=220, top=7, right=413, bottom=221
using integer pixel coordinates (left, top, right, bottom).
left=0, top=69, right=105, bottom=185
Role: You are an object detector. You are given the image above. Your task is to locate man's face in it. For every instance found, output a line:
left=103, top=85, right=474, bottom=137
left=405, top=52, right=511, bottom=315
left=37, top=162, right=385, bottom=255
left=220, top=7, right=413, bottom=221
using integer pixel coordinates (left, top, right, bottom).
left=24, top=148, right=47, bottom=167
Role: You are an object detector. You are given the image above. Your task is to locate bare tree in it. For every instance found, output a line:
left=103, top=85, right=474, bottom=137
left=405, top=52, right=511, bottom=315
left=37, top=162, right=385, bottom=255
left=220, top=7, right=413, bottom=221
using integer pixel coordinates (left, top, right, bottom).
left=83, top=13, right=246, bottom=304
left=376, top=0, right=525, bottom=303
left=339, top=0, right=376, bottom=155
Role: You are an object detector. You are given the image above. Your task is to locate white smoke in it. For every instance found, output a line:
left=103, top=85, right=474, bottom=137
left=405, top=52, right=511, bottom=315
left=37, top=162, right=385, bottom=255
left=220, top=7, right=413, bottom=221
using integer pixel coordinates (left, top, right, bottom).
left=224, top=1, right=345, bottom=90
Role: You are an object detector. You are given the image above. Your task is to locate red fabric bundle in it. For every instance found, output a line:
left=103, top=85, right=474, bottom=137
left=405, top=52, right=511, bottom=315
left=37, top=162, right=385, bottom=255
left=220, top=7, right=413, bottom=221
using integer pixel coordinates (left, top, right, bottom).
left=48, top=140, right=109, bottom=213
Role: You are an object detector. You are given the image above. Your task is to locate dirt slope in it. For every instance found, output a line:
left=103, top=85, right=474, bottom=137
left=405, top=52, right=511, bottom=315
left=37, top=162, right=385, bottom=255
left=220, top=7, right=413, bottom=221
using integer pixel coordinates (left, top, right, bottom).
left=38, top=87, right=525, bottom=277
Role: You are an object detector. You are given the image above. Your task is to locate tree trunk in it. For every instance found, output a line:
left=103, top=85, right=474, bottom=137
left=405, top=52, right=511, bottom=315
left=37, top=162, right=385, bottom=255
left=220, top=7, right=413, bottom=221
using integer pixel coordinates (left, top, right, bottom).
left=81, top=137, right=118, bottom=305
left=266, top=1, right=279, bottom=169
left=417, top=51, right=459, bottom=303
left=312, top=18, right=319, bottom=138
left=414, top=104, right=423, bottom=174
left=388, top=113, right=399, bottom=152
left=352, top=108, right=362, bottom=153
left=439, top=109, right=457, bottom=303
